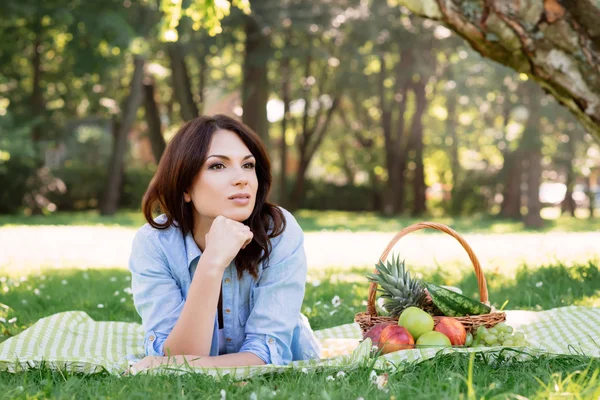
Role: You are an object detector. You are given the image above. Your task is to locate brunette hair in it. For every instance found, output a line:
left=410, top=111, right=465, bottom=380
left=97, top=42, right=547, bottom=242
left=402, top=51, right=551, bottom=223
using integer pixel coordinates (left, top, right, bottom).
left=142, top=114, right=286, bottom=279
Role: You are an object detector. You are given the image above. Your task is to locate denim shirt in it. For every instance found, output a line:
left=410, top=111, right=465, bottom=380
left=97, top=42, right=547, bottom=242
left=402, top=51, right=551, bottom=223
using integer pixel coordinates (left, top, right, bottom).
left=128, top=206, right=321, bottom=365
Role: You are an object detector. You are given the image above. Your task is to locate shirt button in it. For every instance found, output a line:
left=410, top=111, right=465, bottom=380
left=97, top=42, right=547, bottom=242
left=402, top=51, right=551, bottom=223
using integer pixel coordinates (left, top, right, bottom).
left=226, top=337, right=232, bottom=342
left=149, top=335, right=155, bottom=342
left=224, top=278, right=231, bottom=284
left=268, top=338, right=274, bottom=344
left=225, top=309, right=231, bottom=314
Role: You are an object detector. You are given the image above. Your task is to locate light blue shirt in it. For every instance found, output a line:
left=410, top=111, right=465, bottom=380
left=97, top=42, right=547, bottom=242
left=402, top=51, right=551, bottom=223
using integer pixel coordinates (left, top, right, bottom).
left=128, top=206, right=321, bottom=365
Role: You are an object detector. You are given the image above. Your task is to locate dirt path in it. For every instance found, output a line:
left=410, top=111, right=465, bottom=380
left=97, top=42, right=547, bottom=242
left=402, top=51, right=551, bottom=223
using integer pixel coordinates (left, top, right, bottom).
left=1, top=226, right=599, bottom=274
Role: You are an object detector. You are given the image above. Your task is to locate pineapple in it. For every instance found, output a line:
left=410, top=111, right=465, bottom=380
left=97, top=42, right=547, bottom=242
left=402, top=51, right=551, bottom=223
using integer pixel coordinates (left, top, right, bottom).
left=366, top=253, right=430, bottom=318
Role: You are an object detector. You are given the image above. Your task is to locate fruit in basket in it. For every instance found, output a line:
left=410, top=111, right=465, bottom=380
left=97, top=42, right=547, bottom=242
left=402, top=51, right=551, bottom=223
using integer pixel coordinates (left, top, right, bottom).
left=433, top=317, right=467, bottom=345
left=416, top=331, right=452, bottom=348
left=366, top=254, right=429, bottom=318
left=363, top=322, right=393, bottom=348
left=379, top=325, right=415, bottom=354
left=425, top=283, right=491, bottom=317
left=398, top=307, right=434, bottom=340
left=468, top=323, right=529, bottom=347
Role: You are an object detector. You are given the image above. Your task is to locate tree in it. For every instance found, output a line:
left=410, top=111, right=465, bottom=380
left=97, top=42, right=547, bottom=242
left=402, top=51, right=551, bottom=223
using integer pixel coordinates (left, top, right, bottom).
left=393, top=0, right=600, bottom=142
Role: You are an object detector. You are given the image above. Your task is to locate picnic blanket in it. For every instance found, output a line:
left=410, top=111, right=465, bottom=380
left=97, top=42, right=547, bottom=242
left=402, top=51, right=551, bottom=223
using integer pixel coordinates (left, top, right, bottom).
left=0, top=306, right=598, bottom=379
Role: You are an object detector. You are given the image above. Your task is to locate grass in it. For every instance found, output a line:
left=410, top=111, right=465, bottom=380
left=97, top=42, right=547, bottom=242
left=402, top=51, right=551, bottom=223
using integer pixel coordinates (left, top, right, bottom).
left=1, top=208, right=600, bottom=233
left=1, top=261, right=599, bottom=399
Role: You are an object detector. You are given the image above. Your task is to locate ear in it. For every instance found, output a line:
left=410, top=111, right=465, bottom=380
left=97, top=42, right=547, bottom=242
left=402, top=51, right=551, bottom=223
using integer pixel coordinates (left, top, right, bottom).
left=183, top=191, right=191, bottom=203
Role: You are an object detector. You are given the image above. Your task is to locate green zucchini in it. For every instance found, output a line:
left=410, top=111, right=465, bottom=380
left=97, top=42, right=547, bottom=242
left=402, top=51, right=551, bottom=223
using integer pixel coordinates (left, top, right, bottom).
left=425, top=283, right=491, bottom=317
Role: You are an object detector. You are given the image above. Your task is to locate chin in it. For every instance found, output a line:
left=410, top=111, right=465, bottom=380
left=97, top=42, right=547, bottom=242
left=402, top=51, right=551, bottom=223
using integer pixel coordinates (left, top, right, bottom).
left=224, top=206, right=254, bottom=222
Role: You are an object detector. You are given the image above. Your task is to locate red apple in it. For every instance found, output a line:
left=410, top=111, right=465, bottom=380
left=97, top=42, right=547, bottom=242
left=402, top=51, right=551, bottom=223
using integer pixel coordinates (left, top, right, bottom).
left=363, top=323, right=393, bottom=348
left=379, top=325, right=415, bottom=354
left=434, top=317, right=467, bottom=346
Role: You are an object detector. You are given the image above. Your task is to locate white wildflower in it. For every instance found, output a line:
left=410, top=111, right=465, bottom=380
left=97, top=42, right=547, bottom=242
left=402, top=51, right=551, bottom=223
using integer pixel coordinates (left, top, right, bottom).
left=336, top=370, right=346, bottom=378
left=110, top=277, right=117, bottom=282
left=123, top=287, right=133, bottom=294
left=61, top=280, right=68, bottom=285
left=40, top=275, right=46, bottom=281
left=97, top=304, right=104, bottom=309
left=125, top=276, right=131, bottom=281
left=326, top=375, right=335, bottom=381
left=34, top=289, right=40, bottom=295
left=332, top=295, right=341, bottom=308
left=120, top=298, right=126, bottom=303
left=249, top=392, right=257, bottom=400
left=8, top=317, right=17, bottom=324
left=20, top=276, right=27, bottom=282
left=220, top=389, right=226, bottom=400
left=3, top=287, right=8, bottom=293
left=369, top=370, right=378, bottom=383
left=535, top=281, right=543, bottom=288
left=114, top=291, right=120, bottom=296
left=376, top=373, right=389, bottom=392
left=301, top=367, right=308, bottom=373
left=311, top=280, right=321, bottom=287
left=21, top=300, right=28, bottom=305
left=0, top=317, right=6, bottom=323
left=329, top=310, right=337, bottom=316
left=361, top=300, right=368, bottom=306
left=0, top=277, right=6, bottom=282
left=39, top=284, right=46, bottom=289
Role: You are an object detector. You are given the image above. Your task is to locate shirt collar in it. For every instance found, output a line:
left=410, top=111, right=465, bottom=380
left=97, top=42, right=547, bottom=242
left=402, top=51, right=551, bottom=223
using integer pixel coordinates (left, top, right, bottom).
left=184, top=231, right=202, bottom=267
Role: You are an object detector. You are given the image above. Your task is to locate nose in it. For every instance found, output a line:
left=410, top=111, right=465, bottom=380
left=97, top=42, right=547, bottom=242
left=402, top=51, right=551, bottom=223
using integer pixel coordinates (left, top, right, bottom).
left=232, top=170, right=248, bottom=187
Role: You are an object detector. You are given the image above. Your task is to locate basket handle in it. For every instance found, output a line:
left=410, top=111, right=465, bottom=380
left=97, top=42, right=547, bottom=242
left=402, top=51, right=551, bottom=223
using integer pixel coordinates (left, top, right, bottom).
left=366, top=222, right=489, bottom=317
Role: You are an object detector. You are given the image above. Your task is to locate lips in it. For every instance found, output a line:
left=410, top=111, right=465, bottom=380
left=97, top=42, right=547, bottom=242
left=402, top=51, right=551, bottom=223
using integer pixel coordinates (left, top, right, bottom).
left=228, top=193, right=251, bottom=200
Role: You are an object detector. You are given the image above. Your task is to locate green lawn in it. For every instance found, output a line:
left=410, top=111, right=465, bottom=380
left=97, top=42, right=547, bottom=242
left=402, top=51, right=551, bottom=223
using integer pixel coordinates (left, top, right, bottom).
left=1, top=208, right=600, bottom=233
left=1, top=261, right=599, bottom=399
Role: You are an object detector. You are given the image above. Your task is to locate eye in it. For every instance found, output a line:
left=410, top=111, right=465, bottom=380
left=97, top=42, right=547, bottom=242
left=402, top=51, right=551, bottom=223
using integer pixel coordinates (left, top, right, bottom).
left=208, top=163, right=225, bottom=170
left=244, top=162, right=256, bottom=169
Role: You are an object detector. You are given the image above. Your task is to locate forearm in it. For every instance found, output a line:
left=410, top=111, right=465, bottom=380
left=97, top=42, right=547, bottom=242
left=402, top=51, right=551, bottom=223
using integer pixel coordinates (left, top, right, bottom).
left=163, top=257, right=224, bottom=356
left=167, top=352, right=266, bottom=368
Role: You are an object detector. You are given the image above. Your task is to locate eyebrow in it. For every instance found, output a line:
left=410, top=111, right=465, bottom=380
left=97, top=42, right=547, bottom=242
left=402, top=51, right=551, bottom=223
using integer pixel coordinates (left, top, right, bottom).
left=206, top=154, right=255, bottom=161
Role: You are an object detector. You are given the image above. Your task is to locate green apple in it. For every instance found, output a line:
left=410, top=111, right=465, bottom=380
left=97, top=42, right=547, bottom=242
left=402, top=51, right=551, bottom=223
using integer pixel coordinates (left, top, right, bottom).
left=416, top=331, right=452, bottom=348
left=398, top=307, right=434, bottom=340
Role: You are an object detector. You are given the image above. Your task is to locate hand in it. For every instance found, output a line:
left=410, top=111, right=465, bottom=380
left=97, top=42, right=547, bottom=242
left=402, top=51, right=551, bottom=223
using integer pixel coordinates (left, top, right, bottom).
left=124, top=355, right=164, bottom=375
left=202, top=215, right=254, bottom=270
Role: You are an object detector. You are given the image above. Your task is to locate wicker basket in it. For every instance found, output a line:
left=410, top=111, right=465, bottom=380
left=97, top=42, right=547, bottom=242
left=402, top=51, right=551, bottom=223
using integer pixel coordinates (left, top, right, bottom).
left=354, top=222, right=506, bottom=334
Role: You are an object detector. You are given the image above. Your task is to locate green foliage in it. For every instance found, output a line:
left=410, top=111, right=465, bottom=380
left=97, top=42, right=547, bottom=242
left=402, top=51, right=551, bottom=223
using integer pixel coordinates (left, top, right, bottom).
left=302, top=180, right=379, bottom=211
left=0, top=156, right=36, bottom=214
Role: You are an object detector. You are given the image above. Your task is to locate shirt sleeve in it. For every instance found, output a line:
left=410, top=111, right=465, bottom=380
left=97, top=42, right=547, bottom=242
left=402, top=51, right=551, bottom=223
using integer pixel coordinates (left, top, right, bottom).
left=238, top=209, right=307, bottom=365
left=128, top=229, right=186, bottom=357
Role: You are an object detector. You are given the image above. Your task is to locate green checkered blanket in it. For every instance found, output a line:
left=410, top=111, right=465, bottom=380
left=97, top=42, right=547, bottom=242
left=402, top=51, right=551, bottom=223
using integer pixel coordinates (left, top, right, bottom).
left=0, top=306, right=598, bottom=379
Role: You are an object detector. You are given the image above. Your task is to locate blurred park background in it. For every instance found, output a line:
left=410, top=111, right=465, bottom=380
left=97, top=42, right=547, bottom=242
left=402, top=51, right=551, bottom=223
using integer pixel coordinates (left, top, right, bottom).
left=1, top=0, right=599, bottom=225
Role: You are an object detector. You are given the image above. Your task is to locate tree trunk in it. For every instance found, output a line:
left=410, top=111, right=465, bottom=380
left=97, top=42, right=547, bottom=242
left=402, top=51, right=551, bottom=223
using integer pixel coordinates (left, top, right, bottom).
left=380, top=51, right=412, bottom=215
left=143, top=77, right=166, bottom=163
left=410, top=80, right=428, bottom=216
left=560, top=128, right=577, bottom=216
left=31, top=25, right=43, bottom=144
left=279, top=43, right=291, bottom=207
left=100, top=56, right=145, bottom=216
left=242, top=17, right=271, bottom=148
left=445, top=80, right=461, bottom=215
left=522, top=86, right=544, bottom=229
left=500, top=150, right=523, bottom=219
left=397, top=0, right=600, bottom=142
left=168, top=43, right=198, bottom=122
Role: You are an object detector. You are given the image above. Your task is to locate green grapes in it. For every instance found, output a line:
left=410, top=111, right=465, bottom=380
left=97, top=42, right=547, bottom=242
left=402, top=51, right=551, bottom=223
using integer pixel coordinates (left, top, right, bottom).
left=467, top=323, right=529, bottom=348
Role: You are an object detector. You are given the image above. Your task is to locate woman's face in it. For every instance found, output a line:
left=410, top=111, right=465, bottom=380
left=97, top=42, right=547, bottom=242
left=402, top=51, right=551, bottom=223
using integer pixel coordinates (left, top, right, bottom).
left=184, top=129, right=259, bottom=224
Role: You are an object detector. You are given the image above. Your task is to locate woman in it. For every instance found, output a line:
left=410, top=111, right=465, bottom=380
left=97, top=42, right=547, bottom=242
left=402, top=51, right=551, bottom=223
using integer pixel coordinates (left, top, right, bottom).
left=127, top=115, right=321, bottom=373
